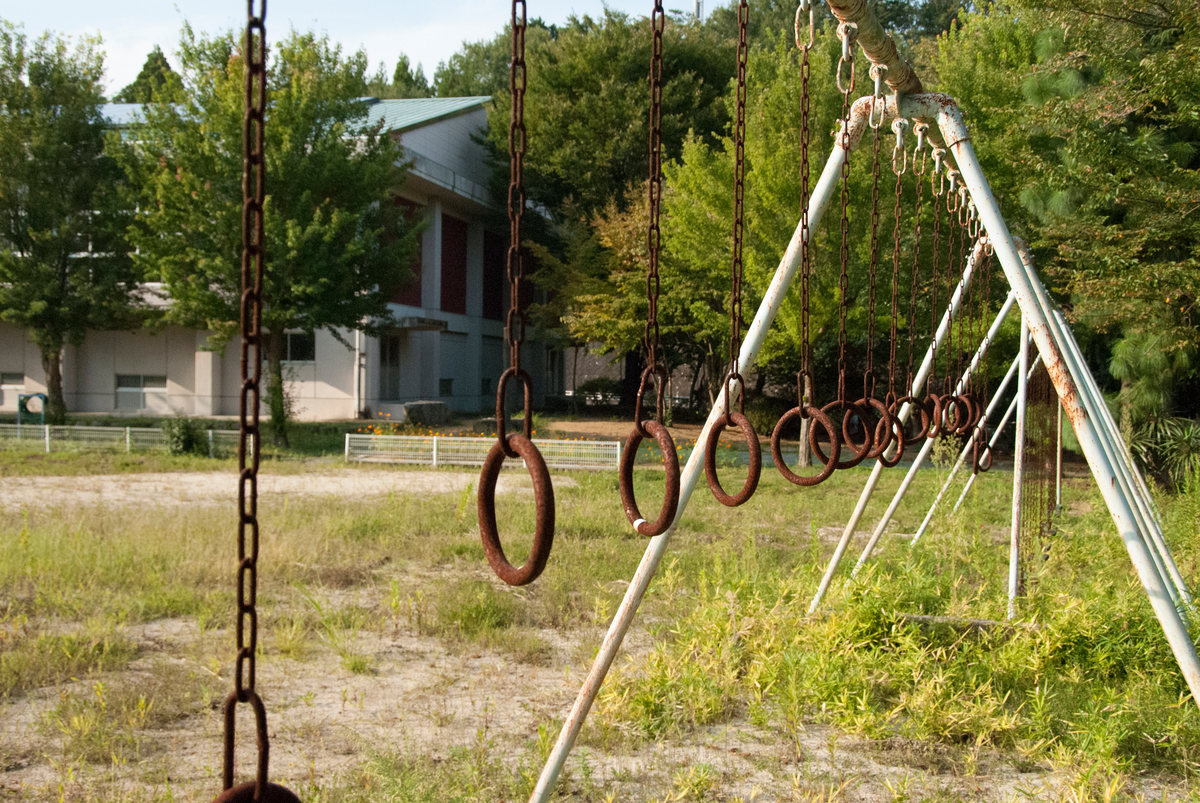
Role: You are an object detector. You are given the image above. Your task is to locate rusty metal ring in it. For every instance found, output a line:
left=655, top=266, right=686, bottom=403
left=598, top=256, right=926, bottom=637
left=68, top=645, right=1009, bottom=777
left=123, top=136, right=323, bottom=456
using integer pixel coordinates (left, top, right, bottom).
left=950, top=395, right=974, bottom=435
left=926, top=394, right=946, bottom=439
left=704, top=412, right=761, bottom=507
left=811, top=400, right=872, bottom=470
left=891, top=394, right=931, bottom=441
left=875, top=411, right=906, bottom=468
left=974, top=427, right=993, bottom=473
left=495, top=367, right=534, bottom=459
left=216, top=690, right=301, bottom=803
left=855, top=397, right=894, bottom=460
left=478, top=434, right=555, bottom=586
left=619, top=420, right=680, bottom=537
left=633, top=365, right=668, bottom=440
left=771, top=405, right=840, bottom=487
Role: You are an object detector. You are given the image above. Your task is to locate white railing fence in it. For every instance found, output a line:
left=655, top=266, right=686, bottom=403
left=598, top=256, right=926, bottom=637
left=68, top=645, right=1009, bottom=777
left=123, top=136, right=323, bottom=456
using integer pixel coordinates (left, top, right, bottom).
left=0, top=424, right=244, bottom=457
left=345, top=434, right=618, bottom=471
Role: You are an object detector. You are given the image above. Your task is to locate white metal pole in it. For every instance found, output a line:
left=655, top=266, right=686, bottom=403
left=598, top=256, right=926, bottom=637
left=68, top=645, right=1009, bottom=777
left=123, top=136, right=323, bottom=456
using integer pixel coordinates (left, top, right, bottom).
left=344, top=432, right=350, bottom=461
left=952, top=352, right=1042, bottom=515
left=44, top=424, right=49, bottom=453
left=126, top=426, right=132, bottom=453
left=1055, top=401, right=1063, bottom=511
left=912, top=343, right=1026, bottom=544
left=942, top=109, right=1200, bottom=701
left=432, top=435, right=439, bottom=468
left=849, top=286, right=1017, bottom=575
left=1009, top=315, right=1029, bottom=620
left=807, top=236, right=983, bottom=614
left=527, top=97, right=864, bottom=803
left=1050, top=308, right=1187, bottom=610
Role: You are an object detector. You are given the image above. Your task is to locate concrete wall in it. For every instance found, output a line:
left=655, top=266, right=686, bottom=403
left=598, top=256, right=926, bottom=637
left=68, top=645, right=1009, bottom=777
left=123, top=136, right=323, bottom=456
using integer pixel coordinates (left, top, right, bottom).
left=399, top=108, right=491, bottom=187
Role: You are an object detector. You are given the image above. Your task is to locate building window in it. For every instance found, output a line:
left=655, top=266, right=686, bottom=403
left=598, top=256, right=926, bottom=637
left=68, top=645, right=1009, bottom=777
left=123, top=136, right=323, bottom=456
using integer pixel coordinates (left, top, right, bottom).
left=282, top=332, right=316, bottom=362
left=481, top=377, right=492, bottom=397
left=1, top=373, right=24, bottom=388
left=380, top=334, right=401, bottom=401
left=439, top=378, right=454, bottom=397
left=441, top=214, right=468, bottom=315
left=482, top=231, right=504, bottom=321
left=116, top=374, right=167, bottom=412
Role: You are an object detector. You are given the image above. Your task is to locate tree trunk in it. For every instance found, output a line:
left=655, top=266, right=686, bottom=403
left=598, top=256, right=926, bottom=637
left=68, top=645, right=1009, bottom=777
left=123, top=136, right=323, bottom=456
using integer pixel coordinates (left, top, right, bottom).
left=265, top=330, right=290, bottom=448
left=1120, top=377, right=1133, bottom=445
left=39, top=345, right=67, bottom=424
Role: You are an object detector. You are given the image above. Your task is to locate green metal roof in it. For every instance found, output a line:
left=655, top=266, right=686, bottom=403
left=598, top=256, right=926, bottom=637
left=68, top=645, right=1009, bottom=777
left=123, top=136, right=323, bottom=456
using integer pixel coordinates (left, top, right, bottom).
left=362, top=96, right=491, bottom=133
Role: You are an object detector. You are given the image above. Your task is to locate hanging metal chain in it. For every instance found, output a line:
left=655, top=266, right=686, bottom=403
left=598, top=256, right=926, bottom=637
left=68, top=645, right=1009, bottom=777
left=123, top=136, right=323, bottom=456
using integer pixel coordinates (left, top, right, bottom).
left=218, top=4, right=296, bottom=801
left=502, top=0, right=529, bottom=434
left=887, top=118, right=907, bottom=399
left=863, top=64, right=886, bottom=403
left=620, top=0, right=680, bottom=535
left=236, top=0, right=267, bottom=712
left=705, top=0, right=761, bottom=508
left=927, top=150, right=943, bottom=397
left=943, top=170, right=960, bottom=395
left=906, top=124, right=926, bottom=393
left=835, top=22, right=856, bottom=404
left=726, top=0, right=749, bottom=422
left=642, top=0, right=667, bottom=430
left=797, top=0, right=814, bottom=404
left=477, top=0, right=556, bottom=589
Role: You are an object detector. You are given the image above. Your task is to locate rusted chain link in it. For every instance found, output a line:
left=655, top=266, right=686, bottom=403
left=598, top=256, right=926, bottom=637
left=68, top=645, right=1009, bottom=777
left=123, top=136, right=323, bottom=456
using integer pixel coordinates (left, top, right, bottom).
left=216, top=5, right=300, bottom=802
left=706, top=0, right=760, bottom=508
left=478, top=0, right=555, bottom=587
left=620, top=0, right=679, bottom=535
left=878, top=117, right=908, bottom=469
left=774, top=0, right=839, bottom=489
left=812, top=20, right=872, bottom=472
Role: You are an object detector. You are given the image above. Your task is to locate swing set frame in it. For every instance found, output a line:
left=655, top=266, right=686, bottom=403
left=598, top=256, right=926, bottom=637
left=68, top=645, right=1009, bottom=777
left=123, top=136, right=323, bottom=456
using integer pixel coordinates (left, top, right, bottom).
left=524, top=2, right=1200, bottom=800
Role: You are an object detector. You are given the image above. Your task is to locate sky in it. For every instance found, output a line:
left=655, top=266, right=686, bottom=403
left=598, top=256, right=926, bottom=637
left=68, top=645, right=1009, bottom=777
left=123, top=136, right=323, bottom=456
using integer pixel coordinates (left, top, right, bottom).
left=6, top=0, right=709, bottom=96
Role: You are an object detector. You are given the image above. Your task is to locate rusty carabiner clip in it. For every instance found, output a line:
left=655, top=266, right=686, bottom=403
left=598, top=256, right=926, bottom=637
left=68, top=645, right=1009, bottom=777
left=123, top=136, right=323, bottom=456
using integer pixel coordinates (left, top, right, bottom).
left=705, top=372, right=761, bottom=507
left=619, top=366, right=681, bottom=536
left=795, top=0, right=814, bottom=51
left=836, top=22, right=857, bottom=95
left=214, top=690, right=302, bottom=803
left=478, top=367, right=555, bottom=586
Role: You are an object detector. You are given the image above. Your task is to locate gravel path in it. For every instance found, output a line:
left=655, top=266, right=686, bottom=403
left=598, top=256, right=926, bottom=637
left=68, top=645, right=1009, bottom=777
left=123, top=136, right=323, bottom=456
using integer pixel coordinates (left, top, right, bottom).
left=0, top=468, right=575, bottom=510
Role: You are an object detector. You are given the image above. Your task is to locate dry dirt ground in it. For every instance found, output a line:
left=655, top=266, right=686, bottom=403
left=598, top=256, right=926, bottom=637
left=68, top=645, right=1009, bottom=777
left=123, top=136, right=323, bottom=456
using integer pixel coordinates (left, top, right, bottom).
left=0, top=468, right=576, bottom=511
left=0, top=467, right=1175, bottom=802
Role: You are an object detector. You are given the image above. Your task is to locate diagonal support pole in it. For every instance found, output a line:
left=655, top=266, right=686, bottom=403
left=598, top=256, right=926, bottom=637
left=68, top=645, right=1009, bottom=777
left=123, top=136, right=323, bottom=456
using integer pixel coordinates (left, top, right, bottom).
left=916, top=339, right=1031, bottom=541
left=848, top=287, right=1019, bottom=576
left=526, top=91, right=879, bottom=803
left=939, top=102, right=1200, bottom=701
left=1009, top=314, right=1029, bottom=619
left=806, top=237, right=983, bottom=612
left=950, top=351, right=1042, bottom=516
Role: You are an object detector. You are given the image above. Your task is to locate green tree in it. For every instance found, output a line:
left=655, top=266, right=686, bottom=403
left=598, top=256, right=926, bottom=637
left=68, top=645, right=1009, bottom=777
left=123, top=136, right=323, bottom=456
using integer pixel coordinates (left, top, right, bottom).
left=115, top=28, right=421, bottom=444
left=491, top=10, right=735, bottom=216
left=1003, top=0, right=1200, bottom=350
left=433, top=22, right=554, bottom=99
left=112, top=45, right=181, bottom=103
left=366, top=53, right=431, bottom=99
left=0, top=24, right=142, bottom=423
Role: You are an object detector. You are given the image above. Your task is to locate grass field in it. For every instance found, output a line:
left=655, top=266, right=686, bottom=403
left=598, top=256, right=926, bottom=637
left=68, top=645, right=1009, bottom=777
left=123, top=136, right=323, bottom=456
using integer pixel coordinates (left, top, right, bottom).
left=1, top=433, right=1200, bottom=802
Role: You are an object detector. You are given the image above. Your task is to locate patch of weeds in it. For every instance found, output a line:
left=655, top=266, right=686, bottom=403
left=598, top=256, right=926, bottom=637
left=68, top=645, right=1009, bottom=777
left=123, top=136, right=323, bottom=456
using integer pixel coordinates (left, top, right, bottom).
left=273, top=614, right=311, bottom=659
left=41, top=661, right=205, bottom=765
left=1, top=625, right=136, bottom=697
left=296, top=586, right=374, bottom=675
left=671, top=763, right=719, bottom=801
left=433, top=580, right=519, bottom=639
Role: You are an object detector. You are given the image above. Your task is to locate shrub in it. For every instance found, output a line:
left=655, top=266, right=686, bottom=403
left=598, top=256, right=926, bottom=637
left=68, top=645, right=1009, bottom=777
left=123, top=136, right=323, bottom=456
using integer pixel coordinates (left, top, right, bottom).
left=162, top=415, right=206, bottom=456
